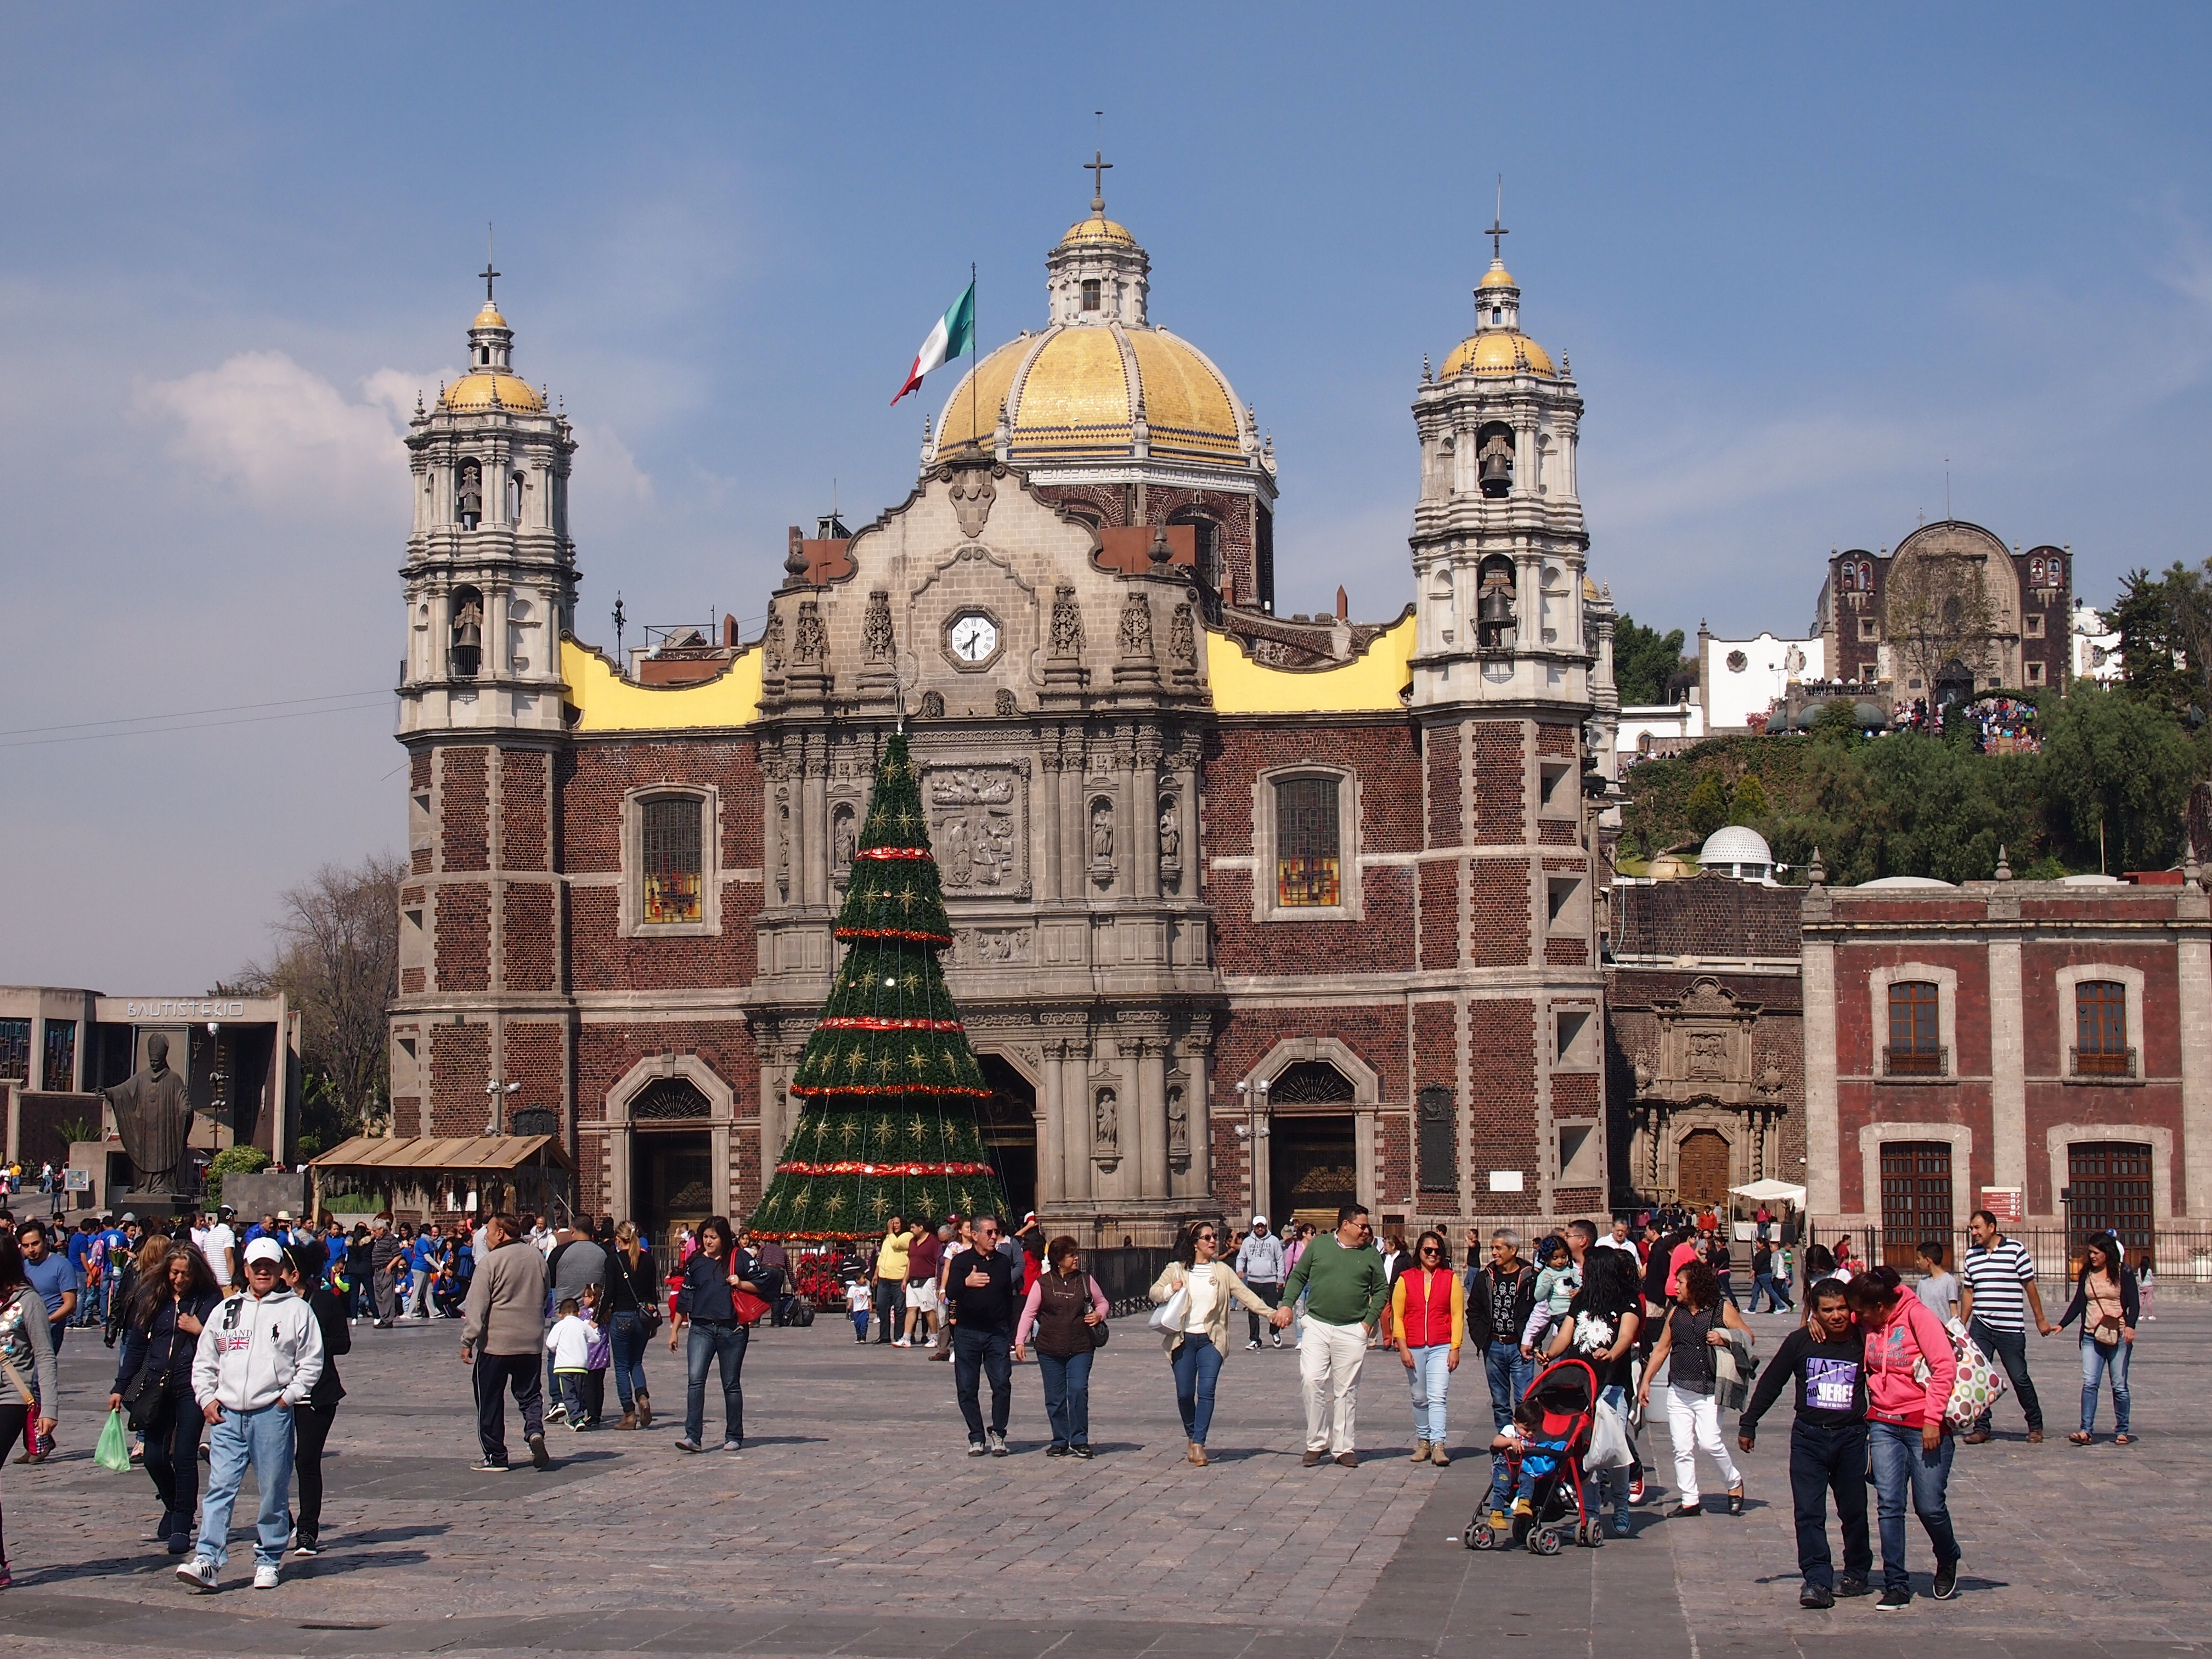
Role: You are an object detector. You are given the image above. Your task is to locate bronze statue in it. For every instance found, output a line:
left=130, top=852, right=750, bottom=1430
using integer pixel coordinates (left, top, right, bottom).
left=101, top=1034, right=195, bottom=1194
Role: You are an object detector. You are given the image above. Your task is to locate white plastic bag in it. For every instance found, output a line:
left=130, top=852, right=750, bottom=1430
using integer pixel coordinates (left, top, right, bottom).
left=1148, top=1282, right=1189, bottom=1332
left=1585, top=1395, right=1633, bottom=1470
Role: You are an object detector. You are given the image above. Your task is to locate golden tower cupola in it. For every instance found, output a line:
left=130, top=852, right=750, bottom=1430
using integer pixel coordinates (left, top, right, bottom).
left=442, top=276, right=545, bottom=413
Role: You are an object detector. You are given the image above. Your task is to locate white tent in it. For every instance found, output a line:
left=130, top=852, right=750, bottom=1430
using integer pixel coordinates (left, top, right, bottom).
left=1728, top=1179, right=1807, bottom=1205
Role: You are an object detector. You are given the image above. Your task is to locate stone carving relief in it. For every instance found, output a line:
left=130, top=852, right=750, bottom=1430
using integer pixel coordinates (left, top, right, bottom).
left=1049, top=585, right=1084, bottom=657
left=862, top=590, right=895, bottom=664
left=761, top=608, right=786, bottom=672
left=1166, top=1082, right=1189, bottom=1163
left=1118, top=592, right=1154, bottom=659
left=949, top=926, right=1033, bottom=967
left=792, top=600, right=828, bottom=667
left=927, top=766, right=1023, bottom=891
left=918, top=689, right=945, bottom=719
left=994, top=687, right=1017, bottom=718
left=1170, top=602, right=1197, bottom=668
left=948, top=467, right=996, bottom=538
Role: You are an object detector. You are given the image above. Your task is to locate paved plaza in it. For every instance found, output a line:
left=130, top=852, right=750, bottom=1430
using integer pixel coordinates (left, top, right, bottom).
left=4, top=1301, right=2205, bottom=1659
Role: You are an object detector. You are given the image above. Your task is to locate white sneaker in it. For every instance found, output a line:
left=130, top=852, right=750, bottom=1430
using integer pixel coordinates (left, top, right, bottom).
left=1272, top=1333, right=1284, bottom=1348
left=1246, top=1339, right=1262, bottom=1350
left=987, top=1430, right=1009, bottom=1457
left=176, top=1556, right=219, bottom=1592
left=892, top=1337, right=910, bottom=1347
left=253, top=1562, right=280, bottom=1590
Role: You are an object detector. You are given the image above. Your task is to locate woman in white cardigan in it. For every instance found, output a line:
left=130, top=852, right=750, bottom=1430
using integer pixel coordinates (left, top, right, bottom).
left=1150, top=1221, right=1292, bottom=1465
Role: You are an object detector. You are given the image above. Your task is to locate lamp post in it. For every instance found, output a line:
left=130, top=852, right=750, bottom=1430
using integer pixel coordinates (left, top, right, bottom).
left=1234, top=1077, right=1272, bottom=1222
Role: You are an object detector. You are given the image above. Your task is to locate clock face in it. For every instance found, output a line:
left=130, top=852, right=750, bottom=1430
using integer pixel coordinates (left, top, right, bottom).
left=949, top=612, right=999, bottom=664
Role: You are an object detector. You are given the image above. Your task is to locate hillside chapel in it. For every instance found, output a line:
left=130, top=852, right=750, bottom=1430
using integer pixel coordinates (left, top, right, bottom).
left=387, top=182, right=1630, bottom=1246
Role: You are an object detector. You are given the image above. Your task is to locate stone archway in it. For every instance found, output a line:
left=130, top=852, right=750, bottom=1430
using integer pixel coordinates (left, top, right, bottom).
left=1676, top=1126, right=1733, bottom=1206
left=602, top=1054, right=738, bottom=1237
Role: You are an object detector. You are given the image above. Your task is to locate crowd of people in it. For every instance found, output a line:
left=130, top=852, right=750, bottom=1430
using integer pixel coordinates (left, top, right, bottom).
left=0, top=1194, right=2147, bottom=1612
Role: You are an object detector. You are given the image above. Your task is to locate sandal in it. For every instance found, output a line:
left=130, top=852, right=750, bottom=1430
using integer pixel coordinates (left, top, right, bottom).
left=2114, top=1434, right=2133, bottom=1446
left=2069, top=1432, right=2093, bottom=1445
left=1726, top=1487, right=1745, bottom=1516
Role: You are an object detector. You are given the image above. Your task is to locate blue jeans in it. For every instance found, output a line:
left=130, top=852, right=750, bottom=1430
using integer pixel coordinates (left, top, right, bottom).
left=1406, top=1344, right=1452, bottom=1442
left=609, top=1312, right=651, bottom=1412
left=1967, top=1318, right=2044, bottom=1433
left=1037, top=1347, right=1094, bottom=1447
left=684, top=1322, right=748, bottom=1444
left=555, top=1370, right=590, bottom=1423
left=1788, top=1418, right=1871, bottom=1590
left=1867, top=1419, right=1959, bottom=1594
left=1750, top=1273, right=1792, bottom=1312
left=952, top=1326, right=1012, bottom=1442
left=2080, top=1335, right=2132, bottom=1434
left=1485, top=1341, right=1533, bottom=1509
left=1170, top=1335, right=1224, bottom=1444
left=195, top=1403, right=296, bottom=1572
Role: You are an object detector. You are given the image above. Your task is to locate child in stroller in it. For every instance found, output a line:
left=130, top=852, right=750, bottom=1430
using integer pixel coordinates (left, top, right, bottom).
left=1465, top=1356, right=1605, bottom=1554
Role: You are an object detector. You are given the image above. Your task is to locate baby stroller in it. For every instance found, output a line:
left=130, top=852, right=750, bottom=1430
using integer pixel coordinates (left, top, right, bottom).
left=1463, top=1355, right=1603, bottom=1555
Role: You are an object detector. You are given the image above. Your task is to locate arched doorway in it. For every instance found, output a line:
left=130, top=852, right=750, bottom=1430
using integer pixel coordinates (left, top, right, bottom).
left=1676, top=1127, right=1731, bottom=1206
left=975, top=1054, right=1037, bottom=1226
left=629, top=1076, right=715, bottom=1251
left=1269, top=1060, right=1359, bottom=1227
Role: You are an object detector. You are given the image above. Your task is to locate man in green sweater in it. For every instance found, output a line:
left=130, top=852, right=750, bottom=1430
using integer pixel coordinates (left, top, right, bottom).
left=1283, top=1204, right=1389, bottom=1466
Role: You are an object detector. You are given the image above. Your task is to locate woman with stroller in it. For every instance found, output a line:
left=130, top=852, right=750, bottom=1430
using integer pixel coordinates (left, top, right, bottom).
left=1546, top=1244, right=1642, bottom=1534
left=1636, top=1257, right=1751, bottom=1516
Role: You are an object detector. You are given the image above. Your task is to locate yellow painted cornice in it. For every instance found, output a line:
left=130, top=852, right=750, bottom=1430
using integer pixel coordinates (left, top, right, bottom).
left=560, top=636, right=762, bottom=732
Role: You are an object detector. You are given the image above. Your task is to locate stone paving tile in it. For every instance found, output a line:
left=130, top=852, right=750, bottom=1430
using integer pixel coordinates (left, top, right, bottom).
left=2, top=1304, right=2208, bottom=1657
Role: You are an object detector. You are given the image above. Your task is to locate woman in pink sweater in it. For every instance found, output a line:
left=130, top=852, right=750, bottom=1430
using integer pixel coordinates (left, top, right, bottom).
left=1848, top=1266, right=1961, bottom=1610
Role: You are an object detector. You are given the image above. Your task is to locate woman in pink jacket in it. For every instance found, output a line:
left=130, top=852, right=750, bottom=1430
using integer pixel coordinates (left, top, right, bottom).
left=1848, top=1266, right=1961, bottom=1610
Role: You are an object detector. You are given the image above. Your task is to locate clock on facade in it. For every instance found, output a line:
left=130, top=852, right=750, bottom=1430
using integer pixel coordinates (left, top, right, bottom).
left=947, top=611, right=1000, bottom=667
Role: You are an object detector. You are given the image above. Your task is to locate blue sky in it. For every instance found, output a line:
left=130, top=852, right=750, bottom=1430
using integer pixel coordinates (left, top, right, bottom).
left=5, top=4, right=2211, bottom=986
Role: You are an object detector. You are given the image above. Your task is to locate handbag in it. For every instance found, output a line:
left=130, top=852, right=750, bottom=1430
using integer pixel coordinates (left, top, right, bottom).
left=1925, top=1317, right=2009, bottom=1431
left=1147, top=1265, right=1188, bottom=1333
left=1087, top=1276, right=1110, bottom=1348
left=1585, top=1396, right=1633, bottom=1470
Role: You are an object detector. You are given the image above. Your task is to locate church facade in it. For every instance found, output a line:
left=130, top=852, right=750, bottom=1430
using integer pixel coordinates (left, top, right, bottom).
left=386, top=192, right=1621, bottom=1246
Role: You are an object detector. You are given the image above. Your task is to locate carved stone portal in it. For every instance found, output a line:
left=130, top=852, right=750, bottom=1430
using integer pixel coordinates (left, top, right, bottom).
left=926, top=765, right=1024, bottom=891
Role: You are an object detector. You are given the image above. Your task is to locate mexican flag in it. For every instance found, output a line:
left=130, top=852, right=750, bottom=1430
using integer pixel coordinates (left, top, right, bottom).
left=890, top=280, right=975, bottom=405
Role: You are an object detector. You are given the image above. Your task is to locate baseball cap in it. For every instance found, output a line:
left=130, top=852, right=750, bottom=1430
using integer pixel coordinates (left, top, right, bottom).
left=120, top=1212, right=137, bottom=1223
left=243, top=1237, right=285, bottom=1267
left=1252, top=1214, right=1268, bottom=1226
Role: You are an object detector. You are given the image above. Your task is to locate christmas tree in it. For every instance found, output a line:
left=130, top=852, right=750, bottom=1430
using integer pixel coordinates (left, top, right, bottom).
left=749, top=732, right=1009, bottom=1240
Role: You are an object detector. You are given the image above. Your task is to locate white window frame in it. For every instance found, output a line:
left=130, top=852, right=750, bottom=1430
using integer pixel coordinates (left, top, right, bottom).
left=1253, top=765, right=1362, bottom=923
left=619, top=784, right=722, bottom=939
left=1866, top=961, right=1958, bottom=1080
left=2055, top=963, right=2146, bottom=1084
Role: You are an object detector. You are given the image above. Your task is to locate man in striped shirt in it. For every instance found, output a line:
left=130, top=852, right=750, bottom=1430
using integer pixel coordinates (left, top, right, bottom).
left=1958, top=1209, right=2053, bottom=1443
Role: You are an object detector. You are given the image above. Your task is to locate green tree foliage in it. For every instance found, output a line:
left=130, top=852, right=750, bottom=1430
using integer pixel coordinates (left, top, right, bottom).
left=1612, top=613, right=1691, bottom=707
left=2038, top=685, right=2205, bottom=873
left=2109, top=561, right=2212, bottom=719
left=1728, top=772, right=1771, bottom=823
left=749, top=733, right=1007, bottom=1240
left=204, top=1143, right=270, bottom=1212
left=1684, top=770, right=1730, bottom=840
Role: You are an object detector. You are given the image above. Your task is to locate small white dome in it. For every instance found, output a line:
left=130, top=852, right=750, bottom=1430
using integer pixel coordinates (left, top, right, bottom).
left=1700, top=825, right=1772, bottom=868
left=1857, top=876, right=1956, bottom=889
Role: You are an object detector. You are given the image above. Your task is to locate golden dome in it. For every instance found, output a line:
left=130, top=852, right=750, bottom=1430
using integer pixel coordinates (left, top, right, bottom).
left=1059, top=213, right=1136, bottom=248
left=441, top=372, right=545, bottom=413
left=473, top=302, right=509, bottom=329
left=1438, top=330, right=1555, bottom=379
left=1475, top=260, right=1517, bottom=291
left=933, top=323, right=1245, bottom=466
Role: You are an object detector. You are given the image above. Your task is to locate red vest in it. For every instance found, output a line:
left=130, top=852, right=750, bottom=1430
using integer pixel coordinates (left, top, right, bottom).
left=1399, top=1267, right=1457, bottom=1348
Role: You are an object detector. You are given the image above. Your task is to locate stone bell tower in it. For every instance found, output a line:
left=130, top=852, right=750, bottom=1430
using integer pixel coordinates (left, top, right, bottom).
left=390, top=270, right=579, bottom=1144
left=1401, top=218, right=1611, bottom=1218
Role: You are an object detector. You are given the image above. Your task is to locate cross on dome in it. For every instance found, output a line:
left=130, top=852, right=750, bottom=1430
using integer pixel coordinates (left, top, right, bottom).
left=1085, top=147, right=1112, bottom=214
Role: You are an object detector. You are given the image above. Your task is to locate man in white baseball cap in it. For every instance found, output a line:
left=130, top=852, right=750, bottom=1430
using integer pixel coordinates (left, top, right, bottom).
left=178, top=1235, right=323, bottom=1594
left=1234, top=1216, right=1289, bottom=1349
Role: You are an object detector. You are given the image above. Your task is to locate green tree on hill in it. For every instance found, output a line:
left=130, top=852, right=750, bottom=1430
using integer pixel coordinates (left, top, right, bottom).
left=1613, top=613, right=1692, bottom=707
left=2039, top=686, right=2205, bottom=873
left=1684, top=770, right=1730, bottom=840
left=1728, top=772, right=1770, bottom=823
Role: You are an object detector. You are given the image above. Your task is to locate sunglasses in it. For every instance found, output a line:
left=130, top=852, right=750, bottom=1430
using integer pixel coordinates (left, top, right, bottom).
left=1420, top=1246, right=1442, bottom=1256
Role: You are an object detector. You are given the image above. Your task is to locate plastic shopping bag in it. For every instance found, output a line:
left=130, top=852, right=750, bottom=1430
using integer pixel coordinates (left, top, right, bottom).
left=1585, top=1396, right=1633, bottom=1470
left=95, top=1408, right=132, bottom=1473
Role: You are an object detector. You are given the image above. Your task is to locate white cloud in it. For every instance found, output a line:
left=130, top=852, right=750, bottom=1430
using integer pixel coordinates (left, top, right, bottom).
left=575, top=422, right=654, bottom=503
left=133, top=351, right=422, bottom=504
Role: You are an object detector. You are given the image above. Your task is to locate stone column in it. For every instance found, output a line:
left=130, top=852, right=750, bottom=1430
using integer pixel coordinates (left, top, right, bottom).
left=1060, top=1041, right=1093, bottom=1202
left=1133, top=1037, right=1167, bottom=1199
left=1988, top=932, right=2027, bottom=1193
left=1039, top=1039, right=1066, bottom=1206
left=2180, top=888, right=2212, bottom=1218
left=801, top=736, right=829, bottom=909
left=1039, top=743, right=1063, bottom=901
left=1133, top=731, right=1161, bottom=900
left=1802, top=933, right=1840, bottom=1216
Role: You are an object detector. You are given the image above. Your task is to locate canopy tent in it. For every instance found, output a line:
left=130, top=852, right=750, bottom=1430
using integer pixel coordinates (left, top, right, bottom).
left=1728, top=1179, right=1808, bottom=1205
left=307, top=1135, right=574, bottom=1223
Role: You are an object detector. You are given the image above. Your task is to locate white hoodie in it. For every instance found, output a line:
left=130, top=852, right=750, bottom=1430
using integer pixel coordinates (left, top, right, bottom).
left=191, top=1287, right=325, bottom=1413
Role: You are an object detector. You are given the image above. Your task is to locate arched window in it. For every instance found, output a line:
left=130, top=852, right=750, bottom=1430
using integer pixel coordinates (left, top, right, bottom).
left=642, top=794, right=705, bottom=924
left=2074, top=980, right=2131, bottom=1077
left=1081, top=279, right=1101, bottom=312
left=449, top=585, right=483, bottom=679
left=1886, top=981, right=1943, bottom=1076
left=1274, top=777, right=1341, bottom=907
left=633, top=1076, right=712, bottom=1120
left=1476, top=421, right=1515, bottom=498
left=1171, top=512, right=1220, bottom=589
left=1269, top=1060, right=1356, bottom=1104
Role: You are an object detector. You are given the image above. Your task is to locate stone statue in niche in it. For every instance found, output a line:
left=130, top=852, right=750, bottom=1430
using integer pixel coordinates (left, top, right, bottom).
left=862, top=590, right=895, bottom=664
left=1090, top=801, right=1114, bottom=864
left=1049, top=585, right=1085, bottom=657
left=948, top=466, right=996, bottom=538
left=760, top=608, right=786, bottom=672
left=1166, top=1084, right=1188, bottom=1160
left=775, top=789, right=792, bottom=900
left=1158, top=799, right=1180, bottom=864
left=1093, top=1086, right=1118, bottom=1154
left=1118, top=592, right=1154, bottom=659
left=832, top=805, right=855, bottom=873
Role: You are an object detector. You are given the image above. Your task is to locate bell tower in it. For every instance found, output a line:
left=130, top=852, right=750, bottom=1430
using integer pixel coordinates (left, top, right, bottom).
left=390, top=273, right=578, bottom=1145
left=1401, top=217, right=1611, bottom=1219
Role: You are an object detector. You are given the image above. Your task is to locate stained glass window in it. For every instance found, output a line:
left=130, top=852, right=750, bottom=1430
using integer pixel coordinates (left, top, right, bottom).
left=1276, top=777, right=1340, bottom=907
left=642, top=795, right=704, bottom=924
left=42, top=1020, right=76, bottom=1091
left=0, top=1019, right=29, bottom=1081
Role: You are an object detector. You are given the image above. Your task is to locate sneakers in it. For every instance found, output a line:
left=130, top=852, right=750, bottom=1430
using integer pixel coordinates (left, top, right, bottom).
left=1046, top=1443, right=1069, bottom=1457
left=547, top=1404, right=567, bottom=1423
left=1246, top=1339, right=1262, bottom=1350
left=292, top=1535, right=321, bottom=1558
left=176, top=1556, right=219, bottom=1593
left=673, top=1438, right=704, bottom=1453
left=470, top=1458, right=511, bottom=1472
left=967, top=1440, right=989, bottom=1457
left=1837, top=1575, right=1869, bottom=1598
left=1876, top=1587, right=1912, bottom=1611
left=987, top=1431, right=1009, bottom=1457
left=721, top=1438, right=744, bottom=1452
left=1071, top=1443, right=1094, bottom=1459
left=892, top=1337, right=911, bottom=1348
left=1611, top=1513, right=1630, bottom=1537
left=527, top=1432, right=551, bottom=1470
left=568, top=1419, right=590, bottom=1433
left=1801, top=1583, right=1835, bottom=1610
left=1271, top=1332, right=1284, bottom=1348
left=1627, top=1468, right=1646, bottom=1504
left=1932, top=1558, right=1960, bottom=1600
left=253, top=1562, right=280, bottom=1590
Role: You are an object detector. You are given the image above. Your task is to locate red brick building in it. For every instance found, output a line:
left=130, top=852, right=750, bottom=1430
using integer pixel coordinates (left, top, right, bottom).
left=1803, top=865, right=2212, bottom=1264
left=387, top=196, right=1617, bottom=1245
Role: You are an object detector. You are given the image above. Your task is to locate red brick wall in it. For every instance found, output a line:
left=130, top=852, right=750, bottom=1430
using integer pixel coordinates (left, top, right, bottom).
left=1420, top=860, right=1461, bottom=970
left=1472, top=724, right=1524, bottom=845
left=441, top=747, right=489, bottom=872
left=1469, top=862, right=1531, bottom=967
left=1427, top=724, right=1461, bottom=847
left=1413, top=1001, right=1458, bottom=1195
left=436, top=886, right=490, bottom=991
left=430, top=1023, right=490, bottom=1137
left=1468, top=998, right=1537, bottom=1210
left=1535, top=724, right=1577, bottom=757
left=1553, top=1073, right=1600, bottom=1116
left=504, top=1023, right=566, bottom=1126
left=503, top=885, right=557, bottom=992
left=503, top=749, right=550, bottom=872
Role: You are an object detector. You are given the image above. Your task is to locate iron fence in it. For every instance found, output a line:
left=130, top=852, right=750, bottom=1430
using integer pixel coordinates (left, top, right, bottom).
left=1810, top=1220, right=2212, bottom=1297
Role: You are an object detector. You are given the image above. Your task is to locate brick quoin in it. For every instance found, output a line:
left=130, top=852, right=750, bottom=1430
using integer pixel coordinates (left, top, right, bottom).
left=440, top=748, right=490, bottom=872
left=1468, top=864, right=1531, bottom=968
left=429, top=1024, right=490, bottom=1137
left=1471, top=724, right=1525, bottom=845
left=501, top=749, right=551, bottom=872
left=436, top=886, right=490, bottom=991
left=1468, top=998, right=1537, bottom=1211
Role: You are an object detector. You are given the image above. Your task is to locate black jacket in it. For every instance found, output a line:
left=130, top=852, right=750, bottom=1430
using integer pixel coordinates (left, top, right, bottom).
left=603, top=1248, right=661, bottom=1317
left=946, top=1246, right=1017, bottom=1334
left=2057, top=1266, right=2141, bottom=1334
left=114, top=1288, right=222, bottom=1396
left=1464, top=1261, right=1537, bottom=1348
left=301, top=1285, right=351, bottom=1408
left=676, top=1248, right=768, bottom=1324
